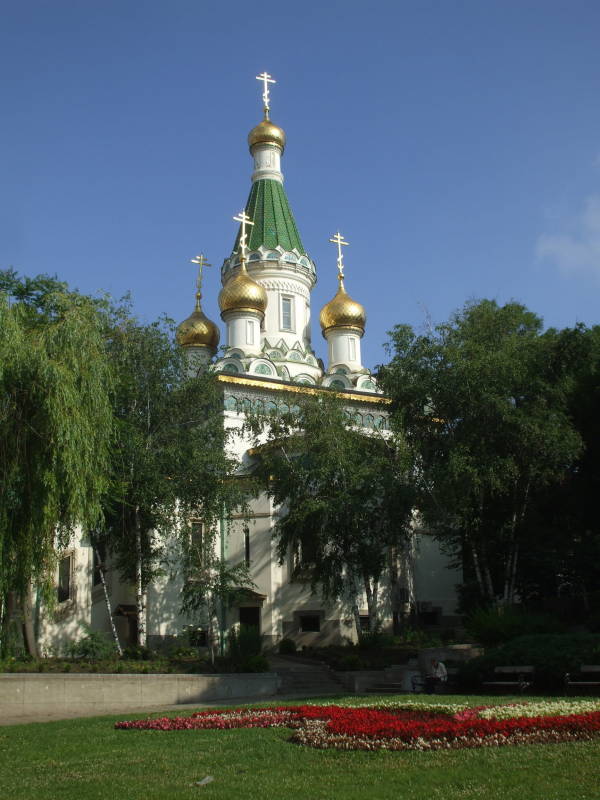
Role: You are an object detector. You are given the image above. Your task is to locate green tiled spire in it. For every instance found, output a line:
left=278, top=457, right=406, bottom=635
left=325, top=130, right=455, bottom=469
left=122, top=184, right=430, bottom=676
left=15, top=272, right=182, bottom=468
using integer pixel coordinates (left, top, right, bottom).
left=232, top=179, right=306, bottom=256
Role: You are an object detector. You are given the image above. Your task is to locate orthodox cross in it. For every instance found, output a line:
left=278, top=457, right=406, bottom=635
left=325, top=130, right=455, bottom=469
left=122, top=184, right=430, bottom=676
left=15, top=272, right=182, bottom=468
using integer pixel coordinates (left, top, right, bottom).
left=190, top=253, right=211, bottom=297
left=329, top=231, right=349, bottom=281
left=256, top=71, right=276, bottom=116
left=234, top=210, right=255, bottom=263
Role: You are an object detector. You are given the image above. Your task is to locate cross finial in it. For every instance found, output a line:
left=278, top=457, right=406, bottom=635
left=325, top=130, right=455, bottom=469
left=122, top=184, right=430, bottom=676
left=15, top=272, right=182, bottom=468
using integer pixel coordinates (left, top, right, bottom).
left=329, top=231, right=349, bottom=282
left=190, top=253, right=211, bottom=304
left=256, top=71, right=276, bottom=118
left=233, top=210, right=255, bottom=264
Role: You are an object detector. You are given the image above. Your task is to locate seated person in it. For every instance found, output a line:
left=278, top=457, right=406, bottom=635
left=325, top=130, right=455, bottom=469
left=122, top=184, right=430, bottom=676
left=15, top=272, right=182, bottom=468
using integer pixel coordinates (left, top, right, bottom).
left=424, top=658, right=447, bottom=693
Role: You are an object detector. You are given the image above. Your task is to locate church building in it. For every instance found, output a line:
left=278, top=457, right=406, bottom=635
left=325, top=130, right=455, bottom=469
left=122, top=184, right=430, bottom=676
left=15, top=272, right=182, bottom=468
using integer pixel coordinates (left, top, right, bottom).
left=38, top=75, right=459, bottom=655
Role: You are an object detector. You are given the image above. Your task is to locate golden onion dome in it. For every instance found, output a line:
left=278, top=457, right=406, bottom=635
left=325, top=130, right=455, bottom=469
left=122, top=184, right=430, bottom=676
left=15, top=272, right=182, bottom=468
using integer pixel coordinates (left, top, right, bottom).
left=218, top=263, right=267, bottom=316
left=176, top=296, right=220, bottom=350
left=248, top=116, right=286, bottom=152
left=319, top=279, right=366, bottom=336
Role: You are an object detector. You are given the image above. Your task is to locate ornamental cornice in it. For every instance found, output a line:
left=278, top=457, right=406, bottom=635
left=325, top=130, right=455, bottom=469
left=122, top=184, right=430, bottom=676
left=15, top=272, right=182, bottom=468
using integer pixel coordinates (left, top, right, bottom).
left=216, top=373, right=390, bottom=405
left=255, top=278, right=310, bottom=298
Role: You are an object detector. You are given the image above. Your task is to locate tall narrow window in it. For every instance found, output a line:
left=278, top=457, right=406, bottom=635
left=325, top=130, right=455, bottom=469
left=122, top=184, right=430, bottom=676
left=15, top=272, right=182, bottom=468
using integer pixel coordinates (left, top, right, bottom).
left=348, top=337, right=356, bottom=361
left=246, top=320, right=255, bottom=345
left=191, top=522, right=204, bottom=564
left=244, top=526, right=251, bottom=565
left=281, top=297, right=293, bottom=331
left=57, top=555, right=72, bottom=603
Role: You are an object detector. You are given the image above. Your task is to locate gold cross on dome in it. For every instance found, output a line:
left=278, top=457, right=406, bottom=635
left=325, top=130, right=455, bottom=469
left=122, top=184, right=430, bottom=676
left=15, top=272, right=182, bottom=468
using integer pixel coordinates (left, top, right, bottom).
left=256, top=71, right=276, bottom=115
left=233, top=210, right=255, bottom=262
left=190, top=253, right=211, bottom=294
left=329, top=231, right=349, bottom=280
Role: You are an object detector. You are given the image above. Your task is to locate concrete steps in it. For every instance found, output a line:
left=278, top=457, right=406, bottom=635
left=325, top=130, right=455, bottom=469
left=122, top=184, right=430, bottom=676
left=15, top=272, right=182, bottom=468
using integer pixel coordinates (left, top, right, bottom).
left=274, top=666, right=345, bottom=697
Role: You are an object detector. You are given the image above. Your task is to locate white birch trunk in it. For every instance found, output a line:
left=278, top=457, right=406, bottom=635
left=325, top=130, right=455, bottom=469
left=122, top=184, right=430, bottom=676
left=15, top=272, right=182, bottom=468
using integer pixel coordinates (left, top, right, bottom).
left=94, top=546, right=122, bottom=656
left=135, top=509, right=147, bottom=647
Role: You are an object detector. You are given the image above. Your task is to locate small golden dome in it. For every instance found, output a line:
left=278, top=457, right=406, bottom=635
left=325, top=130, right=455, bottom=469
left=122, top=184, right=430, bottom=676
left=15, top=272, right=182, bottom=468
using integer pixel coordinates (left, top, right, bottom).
left=218, top=264, right=267, bottom=316
left=248, top=117, right=286, bottom=152
left=320, top=280, right=366, bottom=336
left=177, top=298, right=220, bottom=350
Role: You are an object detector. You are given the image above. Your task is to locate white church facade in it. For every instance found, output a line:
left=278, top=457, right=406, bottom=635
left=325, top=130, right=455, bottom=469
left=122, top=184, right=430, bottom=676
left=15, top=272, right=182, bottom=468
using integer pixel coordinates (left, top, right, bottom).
left=38, top=76, right=460, bottom=655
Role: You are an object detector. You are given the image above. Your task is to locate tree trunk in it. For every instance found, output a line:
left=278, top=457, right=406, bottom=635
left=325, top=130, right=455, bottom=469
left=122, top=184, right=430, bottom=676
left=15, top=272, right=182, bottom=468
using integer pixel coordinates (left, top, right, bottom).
left=1, top=591, right=16, bottom=658
left=93, top=546, right=122, bottom=656
left=134, top=508, right=147, bottom=647
left=21, top=589, right=38, bottom=659
left=466, top=532, right=486, bottom=598
left=364, top=576, right=380, bottom=633
left=507, top=542, right=519, bottom=606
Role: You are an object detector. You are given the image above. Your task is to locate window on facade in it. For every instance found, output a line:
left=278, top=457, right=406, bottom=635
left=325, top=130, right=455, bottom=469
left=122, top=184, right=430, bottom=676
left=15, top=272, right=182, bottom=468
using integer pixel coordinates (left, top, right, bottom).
left=299, top=614, right=321, bottom=633
left=92, top=543, right=106, bottom=587
left=244, top=526, right=250, bottom=565
left=191, top=522, right=204, bottom=564
left=348, top=336, right=356, bottom=361
left=188, top=628, right=208, bottom=647
left=281, top=297, right=293, bottom=330
left=246, top=320, right=255, bottom=346
left=57, top=555, right=72, bottom=603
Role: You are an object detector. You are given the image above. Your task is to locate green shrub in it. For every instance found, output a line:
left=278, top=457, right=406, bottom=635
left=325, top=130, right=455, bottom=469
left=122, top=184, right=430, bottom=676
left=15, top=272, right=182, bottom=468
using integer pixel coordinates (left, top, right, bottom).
left=358, top=630, right=396, bottom=649
left=228, top=625, right=262, bottom=664
left=66, top=624, right=118, bottom=661
left=458, top=633, right=600, bottom=691
left=241, top=654, right=269, bottom=673
left=278, top=638, right=296, bottom=655
left=121, top=644, right=154, bottom=661
left=336, top=653, right=364, bottom=671
left=465, top=607, right=565, bottom=646
left=392, top=627, right=442, bottom=649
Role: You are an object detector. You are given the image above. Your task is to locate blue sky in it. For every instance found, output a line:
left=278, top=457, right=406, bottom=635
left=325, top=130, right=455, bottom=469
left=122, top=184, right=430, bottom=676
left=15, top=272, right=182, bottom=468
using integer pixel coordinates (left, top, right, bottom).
left=2, top=0, right=600, bottom=370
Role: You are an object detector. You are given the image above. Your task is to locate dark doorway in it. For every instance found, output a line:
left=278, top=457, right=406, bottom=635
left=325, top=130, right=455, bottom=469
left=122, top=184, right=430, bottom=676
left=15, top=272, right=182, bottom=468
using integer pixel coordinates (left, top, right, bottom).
left=239, top=606, right=260, bottom=630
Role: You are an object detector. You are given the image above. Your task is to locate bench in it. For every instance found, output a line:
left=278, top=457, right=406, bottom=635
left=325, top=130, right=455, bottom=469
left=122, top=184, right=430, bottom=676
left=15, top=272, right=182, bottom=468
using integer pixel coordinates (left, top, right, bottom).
left=564, top=665, right=600, bottom=695
left=482, top=666, right=534, bottom=695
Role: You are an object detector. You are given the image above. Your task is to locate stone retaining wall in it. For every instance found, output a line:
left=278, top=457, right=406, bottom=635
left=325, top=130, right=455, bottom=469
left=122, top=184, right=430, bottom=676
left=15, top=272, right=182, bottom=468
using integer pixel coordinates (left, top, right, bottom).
left=0, top=672, right=280, bottom=718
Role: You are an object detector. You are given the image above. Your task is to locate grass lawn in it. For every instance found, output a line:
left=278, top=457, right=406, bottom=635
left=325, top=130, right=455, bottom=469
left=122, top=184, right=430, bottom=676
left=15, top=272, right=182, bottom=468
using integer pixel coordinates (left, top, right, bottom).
left=2, top=694, right=599, bottom=800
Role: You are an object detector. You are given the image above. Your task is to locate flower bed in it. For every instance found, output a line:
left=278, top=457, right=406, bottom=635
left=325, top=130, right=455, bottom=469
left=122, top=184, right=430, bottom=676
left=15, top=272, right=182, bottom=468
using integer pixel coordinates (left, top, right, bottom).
left=115, top=700, right=600, bottom=751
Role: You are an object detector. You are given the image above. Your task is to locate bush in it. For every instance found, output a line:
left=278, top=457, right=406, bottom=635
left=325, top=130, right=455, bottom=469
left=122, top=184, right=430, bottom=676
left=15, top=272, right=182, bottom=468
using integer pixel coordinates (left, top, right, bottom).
left=336, top=653, right=364, bottom=671
left=66, top=624, right=118, bottom=660
left=278, top=638, right=297, bottom=655
left=240, top=654, right=269, bottom=673
left=228, top=625, right=262, bottom=664
left=459, top=633, right=600, bottom=692
left=358, top=630, right=396, bottom=650
left=466, top=607, right=565, bottom=646
left=121, top=644, right=154, bottom=661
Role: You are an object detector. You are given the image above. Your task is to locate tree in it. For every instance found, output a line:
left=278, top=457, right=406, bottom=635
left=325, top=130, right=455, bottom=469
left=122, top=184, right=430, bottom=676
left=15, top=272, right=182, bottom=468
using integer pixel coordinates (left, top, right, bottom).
left=379, top=299, right=582, bottom=609
left=245, top=395, right=414, bottom=636
left=515, top=325, right=600, bottom=615
left=0, top=271, right=113, bottom=656
left=99, top=308, right=243, bottom=646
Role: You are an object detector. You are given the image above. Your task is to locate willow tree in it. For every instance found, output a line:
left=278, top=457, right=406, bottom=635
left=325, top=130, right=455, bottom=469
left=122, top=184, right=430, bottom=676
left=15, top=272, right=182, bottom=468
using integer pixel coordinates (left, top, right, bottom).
left=0, top=271, right=113, bottom=656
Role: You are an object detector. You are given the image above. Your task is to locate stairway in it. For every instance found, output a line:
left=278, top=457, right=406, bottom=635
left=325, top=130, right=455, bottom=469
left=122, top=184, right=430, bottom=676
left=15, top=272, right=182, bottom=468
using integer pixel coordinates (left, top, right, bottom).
left=269, top=655, right=346, bottom=698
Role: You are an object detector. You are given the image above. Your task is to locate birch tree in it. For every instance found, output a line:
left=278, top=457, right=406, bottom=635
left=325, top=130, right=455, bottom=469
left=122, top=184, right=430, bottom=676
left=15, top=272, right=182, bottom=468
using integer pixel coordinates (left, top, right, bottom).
left=379, top=299, right=582, bottom=609
left=245, top=396, right=414, bottom=636
left=100, top=308, right=241, bottom=646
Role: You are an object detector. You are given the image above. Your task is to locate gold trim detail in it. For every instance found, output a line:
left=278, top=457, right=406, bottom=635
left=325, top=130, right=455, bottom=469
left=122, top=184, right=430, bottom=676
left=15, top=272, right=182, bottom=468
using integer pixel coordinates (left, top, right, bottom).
left=216, top=373, right=390, bottom=405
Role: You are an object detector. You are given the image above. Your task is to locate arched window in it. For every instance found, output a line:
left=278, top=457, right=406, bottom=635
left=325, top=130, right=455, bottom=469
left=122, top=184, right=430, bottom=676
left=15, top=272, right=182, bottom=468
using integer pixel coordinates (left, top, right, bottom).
left=255, top=363, right=273, bottom=376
